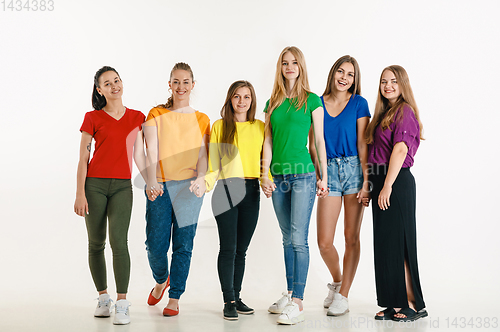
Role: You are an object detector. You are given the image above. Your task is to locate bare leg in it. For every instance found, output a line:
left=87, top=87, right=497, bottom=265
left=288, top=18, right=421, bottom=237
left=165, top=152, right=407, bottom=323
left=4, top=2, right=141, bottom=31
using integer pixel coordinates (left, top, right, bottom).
left=151, top=280, right=168, bottom=299
left=117, top=293, right=126, bottom=300
left=339, top=194, right=364, bottom=298
left=317, top=196, right=343, bottom=282
left=98, top=289, right=108, bottom=295
left=393, top=261, right=417, bottom=318
left=166, top=298, right=179, bottom=310
left=292, top=297, right=303, bottom=310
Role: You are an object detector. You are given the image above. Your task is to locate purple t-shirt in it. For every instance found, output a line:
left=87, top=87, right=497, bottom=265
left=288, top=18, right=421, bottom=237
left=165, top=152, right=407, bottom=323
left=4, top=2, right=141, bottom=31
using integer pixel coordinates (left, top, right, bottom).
left=368, top=104, right=420, bottom=167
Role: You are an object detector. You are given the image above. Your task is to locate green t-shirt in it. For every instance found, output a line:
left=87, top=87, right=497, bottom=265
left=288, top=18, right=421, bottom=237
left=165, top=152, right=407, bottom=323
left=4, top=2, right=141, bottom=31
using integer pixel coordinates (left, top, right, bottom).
left=264, top=93, right=322, bottom=175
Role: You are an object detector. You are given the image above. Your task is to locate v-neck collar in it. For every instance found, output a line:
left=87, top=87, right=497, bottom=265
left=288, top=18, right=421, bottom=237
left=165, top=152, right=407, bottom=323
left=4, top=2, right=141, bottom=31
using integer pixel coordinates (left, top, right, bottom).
left=102, top=107, right=127, bottom=121
left=322, top=95, right=353, bottom=119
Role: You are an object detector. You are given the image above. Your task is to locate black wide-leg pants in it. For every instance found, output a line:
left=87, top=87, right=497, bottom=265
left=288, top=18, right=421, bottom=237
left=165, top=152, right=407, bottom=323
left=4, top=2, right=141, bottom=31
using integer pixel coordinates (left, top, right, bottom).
left=370, top=165, right=425, bottom=311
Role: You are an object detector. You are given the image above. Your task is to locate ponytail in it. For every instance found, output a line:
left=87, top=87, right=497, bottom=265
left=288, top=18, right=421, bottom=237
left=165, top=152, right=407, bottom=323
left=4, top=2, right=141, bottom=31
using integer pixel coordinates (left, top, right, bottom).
left=92, top=65, right=120, bottom=110
left=92, top=83, right=107, bottom=110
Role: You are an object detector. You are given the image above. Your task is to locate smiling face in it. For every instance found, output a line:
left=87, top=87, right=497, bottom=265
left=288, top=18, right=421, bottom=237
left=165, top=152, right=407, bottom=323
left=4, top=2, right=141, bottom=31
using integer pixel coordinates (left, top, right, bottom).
left=231, top=87, right=252, bottom=120
left=97, top=71, right=123, bottom=101
left=333, top=61, right=355, bottom=93
left=169, top=69, right=194, bottom=102
left=281, top=51, right=300, bottom=82
left=380, top=69, right=401, bottom=105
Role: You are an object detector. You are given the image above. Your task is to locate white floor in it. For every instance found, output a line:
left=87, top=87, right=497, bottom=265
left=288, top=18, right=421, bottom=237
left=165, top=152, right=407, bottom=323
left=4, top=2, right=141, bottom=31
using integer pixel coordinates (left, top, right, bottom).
left=1, top=188, right=498, bottom=332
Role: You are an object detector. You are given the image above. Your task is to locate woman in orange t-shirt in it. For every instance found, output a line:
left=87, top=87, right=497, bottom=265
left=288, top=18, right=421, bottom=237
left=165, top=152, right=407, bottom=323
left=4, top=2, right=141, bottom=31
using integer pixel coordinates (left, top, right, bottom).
left=143, top=62, right=210, bottom=316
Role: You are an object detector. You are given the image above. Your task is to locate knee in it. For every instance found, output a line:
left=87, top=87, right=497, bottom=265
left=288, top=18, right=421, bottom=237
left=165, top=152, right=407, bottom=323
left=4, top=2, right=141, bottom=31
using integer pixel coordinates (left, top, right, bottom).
left=291, top=240, right=308, bottom=253
left=235, top=249, right=247, bottom=260
left=344, top=233, right=360, bottom=248
left=173, top=240, right=194, bottom=255
left=109, top=237, right=128, bottom=253
left=318, top=241, right=333, bottom=253
left=219, top=247, right=236, bottom=258
left=88, top=240, right=105, bottom=254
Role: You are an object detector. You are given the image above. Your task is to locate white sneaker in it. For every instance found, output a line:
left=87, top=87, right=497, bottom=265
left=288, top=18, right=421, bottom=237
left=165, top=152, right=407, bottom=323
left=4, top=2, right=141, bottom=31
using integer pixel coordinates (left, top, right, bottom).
left=327, top=293, right=349, bottom=316
left=277, top=302, right=304, bottom=325
left=323, top=282, right=342, bottom=308
left=268, top=292, right=291, bottom=314
left=94, top=294, right=113, bottom=317
left=113, top=299, right=131, bottom=325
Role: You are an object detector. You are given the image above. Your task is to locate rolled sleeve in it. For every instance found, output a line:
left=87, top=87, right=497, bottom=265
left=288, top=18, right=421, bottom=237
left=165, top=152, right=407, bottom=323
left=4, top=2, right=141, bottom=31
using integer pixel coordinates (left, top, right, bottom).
left=393, top=105, right=420, bottom=155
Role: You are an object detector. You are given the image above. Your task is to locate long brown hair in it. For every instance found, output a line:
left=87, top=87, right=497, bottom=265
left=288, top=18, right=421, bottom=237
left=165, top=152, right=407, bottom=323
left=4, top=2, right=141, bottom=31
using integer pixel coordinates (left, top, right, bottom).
left=219, top=80, right=257, bottom=157
left=323, top=55, right=361, bottom=97
left=156, top=62, right=194, bottom=109
left=265, top=46, right=312, bottom=136
left=365, top=65, right=424, bottom=144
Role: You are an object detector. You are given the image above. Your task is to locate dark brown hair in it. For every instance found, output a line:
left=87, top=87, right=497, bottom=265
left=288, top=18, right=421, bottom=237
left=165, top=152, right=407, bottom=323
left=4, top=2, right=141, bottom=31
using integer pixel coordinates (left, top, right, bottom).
left=92, top=66, right=120, bottom=110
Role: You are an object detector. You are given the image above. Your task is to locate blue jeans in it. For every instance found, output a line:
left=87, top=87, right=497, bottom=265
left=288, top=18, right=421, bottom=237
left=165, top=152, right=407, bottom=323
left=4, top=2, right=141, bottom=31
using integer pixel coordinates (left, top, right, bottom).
left=145, top=178, right=203, bottom=299
left=271, top=172, right=316, bottom=300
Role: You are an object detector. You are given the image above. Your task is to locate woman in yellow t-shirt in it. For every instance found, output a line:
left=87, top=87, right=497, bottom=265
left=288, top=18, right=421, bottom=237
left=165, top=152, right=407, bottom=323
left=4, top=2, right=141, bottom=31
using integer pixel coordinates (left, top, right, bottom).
left=143, top=62, right=210, bottom=317
left=204, top=81, right=264, bottom=320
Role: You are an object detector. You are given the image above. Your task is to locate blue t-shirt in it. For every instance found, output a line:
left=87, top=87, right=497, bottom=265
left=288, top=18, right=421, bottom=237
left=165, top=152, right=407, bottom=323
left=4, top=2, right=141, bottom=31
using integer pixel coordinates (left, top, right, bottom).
left=322, top=94, right=370, bottom=159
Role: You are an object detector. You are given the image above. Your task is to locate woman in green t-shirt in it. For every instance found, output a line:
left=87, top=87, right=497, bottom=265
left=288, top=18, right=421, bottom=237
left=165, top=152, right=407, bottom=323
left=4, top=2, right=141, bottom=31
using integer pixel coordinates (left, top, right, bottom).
left=261, top=46, right=328, bottom=325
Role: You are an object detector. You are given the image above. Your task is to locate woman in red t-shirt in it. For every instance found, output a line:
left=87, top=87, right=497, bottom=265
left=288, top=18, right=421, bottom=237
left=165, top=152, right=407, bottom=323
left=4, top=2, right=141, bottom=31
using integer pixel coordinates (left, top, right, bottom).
left=74, top=66, right=150, bottom=325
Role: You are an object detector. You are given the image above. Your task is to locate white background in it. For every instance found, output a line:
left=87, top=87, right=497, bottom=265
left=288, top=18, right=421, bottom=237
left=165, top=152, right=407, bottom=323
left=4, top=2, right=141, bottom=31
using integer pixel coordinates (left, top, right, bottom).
left=1, top=0, right=499, bottom=330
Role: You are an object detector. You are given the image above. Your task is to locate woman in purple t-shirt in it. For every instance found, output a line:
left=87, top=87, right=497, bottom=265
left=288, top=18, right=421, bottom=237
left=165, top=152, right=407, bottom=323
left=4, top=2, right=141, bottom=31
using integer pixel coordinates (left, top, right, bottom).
left=365, top=65, right=427, bottom=322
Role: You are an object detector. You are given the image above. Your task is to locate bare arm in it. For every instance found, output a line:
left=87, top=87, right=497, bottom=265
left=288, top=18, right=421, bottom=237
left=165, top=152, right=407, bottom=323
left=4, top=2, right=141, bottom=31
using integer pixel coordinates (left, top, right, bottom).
left=133, top=129, right=148, bottom=183
left=74, top=132, right=92, bottom=216
left=204, top=126, right=222, bottom=193
left=261, top=113, right=276, bottom=198
left=311, top=107, right=328, bottom=197
left=378, top=141, right=408, bottom=210
left=308, top=126, right=321, bottom=180
left=355, top=116, right=370, bottom=206
left=189, top=134, right=209, bottom=197
left=143, top=123, right=163, bottom=200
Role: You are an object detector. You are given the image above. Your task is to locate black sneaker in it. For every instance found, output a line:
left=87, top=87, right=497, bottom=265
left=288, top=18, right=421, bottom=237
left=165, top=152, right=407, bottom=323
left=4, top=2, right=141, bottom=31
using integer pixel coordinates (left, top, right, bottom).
left=223, top=302, right=238, bottom=320
left=235, top=299, right=254, bottom=314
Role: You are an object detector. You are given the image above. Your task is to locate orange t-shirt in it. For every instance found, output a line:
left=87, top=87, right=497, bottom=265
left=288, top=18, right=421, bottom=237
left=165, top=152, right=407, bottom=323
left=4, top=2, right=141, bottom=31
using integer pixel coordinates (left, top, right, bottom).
left=145, top=107, right=210, bottom=182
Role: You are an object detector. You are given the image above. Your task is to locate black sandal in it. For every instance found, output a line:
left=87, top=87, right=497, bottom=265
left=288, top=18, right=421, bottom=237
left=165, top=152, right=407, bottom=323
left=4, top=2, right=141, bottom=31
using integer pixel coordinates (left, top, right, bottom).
left=374, top=308, right=395, bottom=320
left=392, top=308, right=428, bottom=322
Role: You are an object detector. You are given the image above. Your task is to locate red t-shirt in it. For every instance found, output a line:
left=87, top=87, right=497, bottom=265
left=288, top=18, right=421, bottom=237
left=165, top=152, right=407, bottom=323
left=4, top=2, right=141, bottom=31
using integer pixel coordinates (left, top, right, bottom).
left=80, top=108, right=145, bottom=179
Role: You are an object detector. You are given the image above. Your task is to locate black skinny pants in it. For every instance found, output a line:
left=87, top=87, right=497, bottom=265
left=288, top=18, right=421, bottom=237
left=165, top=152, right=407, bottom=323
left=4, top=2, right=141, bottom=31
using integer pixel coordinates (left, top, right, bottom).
left=212, top=178, right=260, bottom=303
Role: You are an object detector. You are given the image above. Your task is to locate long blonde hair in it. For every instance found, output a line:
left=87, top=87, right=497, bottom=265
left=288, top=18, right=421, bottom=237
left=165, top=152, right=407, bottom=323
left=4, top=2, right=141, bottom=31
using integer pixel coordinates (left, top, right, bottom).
left=156, top=62, right=194, bottom=109
left=265, top=46, right=312, bottom=135
left=365, top=65, right=424, bottom=144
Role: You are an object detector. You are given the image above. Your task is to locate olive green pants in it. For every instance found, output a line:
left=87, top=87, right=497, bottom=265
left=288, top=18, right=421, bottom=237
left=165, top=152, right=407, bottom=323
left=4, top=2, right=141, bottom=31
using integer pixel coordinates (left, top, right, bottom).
left=84, top=177, right=132, bottom=294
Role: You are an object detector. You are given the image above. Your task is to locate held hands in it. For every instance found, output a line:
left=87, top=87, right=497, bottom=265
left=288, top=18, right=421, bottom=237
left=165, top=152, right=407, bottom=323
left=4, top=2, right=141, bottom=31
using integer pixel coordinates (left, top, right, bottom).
left=316, top=178, right=328, bottom=198
left=74, top=194, right=89, bottom=216
left=146, top=182, right=164, bottom=201
left=357, top=181, right=371, bottom=207
left=260, top=177, right=276, bottom=198
left=378, top=185, right=392, bottom=210
left=189, top=177, right=206, bottom=198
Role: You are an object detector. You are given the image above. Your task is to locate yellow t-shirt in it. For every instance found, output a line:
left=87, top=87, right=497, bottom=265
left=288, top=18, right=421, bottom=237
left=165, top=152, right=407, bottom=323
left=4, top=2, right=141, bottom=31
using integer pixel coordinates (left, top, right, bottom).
left=205, top=119, right=270, bottom=191
left=145, top=107, right=210, bottom=182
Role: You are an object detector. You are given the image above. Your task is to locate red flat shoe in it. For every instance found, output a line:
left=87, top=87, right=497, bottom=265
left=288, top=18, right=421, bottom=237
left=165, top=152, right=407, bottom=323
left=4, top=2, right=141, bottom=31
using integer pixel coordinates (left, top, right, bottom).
left=163, top=305, right=179, bottom=316
left=147, top=276, right=170, bottom=306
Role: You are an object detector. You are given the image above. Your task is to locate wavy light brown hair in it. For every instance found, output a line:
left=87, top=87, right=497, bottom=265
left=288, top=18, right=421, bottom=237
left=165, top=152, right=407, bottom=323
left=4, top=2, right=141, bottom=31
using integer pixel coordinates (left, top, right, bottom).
left=365, top=65, right=424, bottom=144
left=219, top=80, right=257, bottom=157
left=265, top=46, right=312, bottom=136
left=323, top=55, right=361, bottom=97
left=156, top=62, right=194, bottom=109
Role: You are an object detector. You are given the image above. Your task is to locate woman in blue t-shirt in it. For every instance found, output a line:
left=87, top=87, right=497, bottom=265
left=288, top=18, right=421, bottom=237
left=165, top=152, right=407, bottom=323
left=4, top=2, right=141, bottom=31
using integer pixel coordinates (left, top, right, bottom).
left=310, top=55, right=371, bottom=316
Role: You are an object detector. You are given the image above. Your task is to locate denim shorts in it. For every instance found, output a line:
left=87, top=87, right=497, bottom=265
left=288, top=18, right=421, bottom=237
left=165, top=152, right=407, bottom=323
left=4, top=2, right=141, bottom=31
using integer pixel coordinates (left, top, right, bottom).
left=327, top=155, right=363, bottom=197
